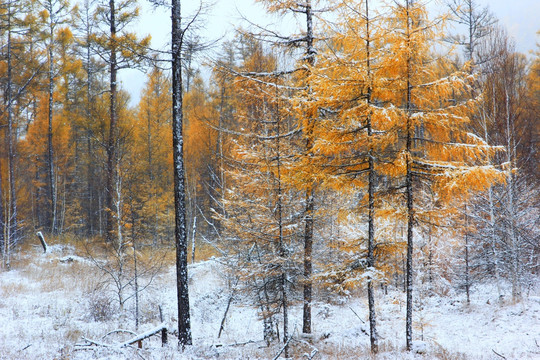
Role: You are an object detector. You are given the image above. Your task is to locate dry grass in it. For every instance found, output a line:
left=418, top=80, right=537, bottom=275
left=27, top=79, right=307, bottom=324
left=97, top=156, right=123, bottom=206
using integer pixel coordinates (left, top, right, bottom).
left=193, top=241, right=221, bottom=262
left=0, top=282, right=30, bottom=297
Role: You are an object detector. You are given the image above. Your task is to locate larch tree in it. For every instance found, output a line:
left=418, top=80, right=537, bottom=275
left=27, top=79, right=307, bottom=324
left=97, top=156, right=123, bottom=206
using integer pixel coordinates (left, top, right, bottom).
left=446, top=0, right=496, bottom=65
left=91, top=0, right=150, bottom=243
left=381, top=0, right=504, bottom=349
left=18, top=93, right=72, bottom=235
left=444, top=0, right=497, bottom=303
left=1, top=0, right=41, bottom=268
left=38, top=0, right=70, bottom=234
left=135, top=66, right=173, bottom=246
left=254, top=0, right=320, bottom=335
left=73, top=0, right=104, bottom=236
left=305, top=0, right=392, bottom=352
left=217, top=39, right=301, bottom=354
left=184, top=75, right=218, bottom=256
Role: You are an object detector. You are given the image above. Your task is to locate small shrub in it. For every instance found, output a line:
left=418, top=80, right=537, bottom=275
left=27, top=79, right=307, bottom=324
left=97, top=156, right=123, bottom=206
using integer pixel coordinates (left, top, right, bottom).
left=88, top=291, right=114, bottom=322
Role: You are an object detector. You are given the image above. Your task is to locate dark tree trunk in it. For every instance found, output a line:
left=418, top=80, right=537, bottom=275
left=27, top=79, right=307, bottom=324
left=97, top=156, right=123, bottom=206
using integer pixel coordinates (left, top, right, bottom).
left=172, top=0, right=192, bottom=347
left=275, top=105, right=288, bottom=358
left=405, top=1, right=414, bottom=351
left=302, top=0, right=315, bottom=335
left=47, top=21, right=57, bottom=234
left=7, top=2, right=18, bottom=250
left=106, top=0, right=118, bottom=243
left=303, top=190, right=313, bottom=334
left=464, top=202, right=471, bottom=304
left=365, top=0, right=378, bottom=352
left=0, top=164, right=4, bottom=254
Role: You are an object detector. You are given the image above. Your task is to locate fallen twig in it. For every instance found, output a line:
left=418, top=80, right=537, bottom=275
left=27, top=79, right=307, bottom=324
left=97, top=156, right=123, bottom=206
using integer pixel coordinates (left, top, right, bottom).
left=304, top=349, right=318, bottom=360
left=102, top=329, right=137, bottom=340
left=349, top=306, right=365, bottom=324
left=19, top=344, right=32, bottom=352
left=272, top=336, right=293, bottom=360
left=492, top=349, right=507, bottom=359
left=214, top=339, right=263, bottom=348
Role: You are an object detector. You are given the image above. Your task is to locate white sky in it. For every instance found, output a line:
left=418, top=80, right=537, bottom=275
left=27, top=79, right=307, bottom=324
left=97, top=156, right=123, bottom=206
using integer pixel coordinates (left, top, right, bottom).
left=120, top=0, right=540, bottom=106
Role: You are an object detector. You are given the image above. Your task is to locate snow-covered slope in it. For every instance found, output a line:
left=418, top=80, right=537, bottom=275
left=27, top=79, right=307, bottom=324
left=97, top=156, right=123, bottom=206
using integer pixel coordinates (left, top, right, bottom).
left=0, top=244, right=538, bottom=359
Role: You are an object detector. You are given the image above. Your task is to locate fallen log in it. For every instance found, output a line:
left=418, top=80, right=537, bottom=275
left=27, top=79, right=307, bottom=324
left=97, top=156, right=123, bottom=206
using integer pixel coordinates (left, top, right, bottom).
left=75, top=323, right=168, bottom=350
left=120, top=323, right=168, bottom=347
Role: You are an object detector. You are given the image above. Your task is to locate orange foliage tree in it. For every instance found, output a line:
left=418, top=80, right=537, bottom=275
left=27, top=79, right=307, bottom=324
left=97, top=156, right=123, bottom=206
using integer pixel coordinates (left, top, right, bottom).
left=217, top=39, right=302, bottom=349
left=133, top=66, right=173, bottom=245
left=308, top=0, right=504, bottom=350
left=18, top=94, right=72, bottom=232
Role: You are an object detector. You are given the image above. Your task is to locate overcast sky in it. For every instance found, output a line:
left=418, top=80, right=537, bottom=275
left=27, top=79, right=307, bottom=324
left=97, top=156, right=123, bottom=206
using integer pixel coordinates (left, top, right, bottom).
left=120, top=0, right=540, bottom=105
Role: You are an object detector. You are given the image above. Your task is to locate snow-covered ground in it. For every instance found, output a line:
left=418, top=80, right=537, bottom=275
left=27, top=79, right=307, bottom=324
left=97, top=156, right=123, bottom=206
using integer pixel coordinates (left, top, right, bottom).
left=1, top=244, right=538, bottom=359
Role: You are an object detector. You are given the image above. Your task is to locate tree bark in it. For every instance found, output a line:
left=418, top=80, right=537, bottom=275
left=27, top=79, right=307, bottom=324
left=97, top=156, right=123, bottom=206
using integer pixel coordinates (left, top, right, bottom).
left=302, top=0, right=315, bottom=335
left=46, top=1, right=57, bottom=234
left=365, top=0, right=379, bottom=353
left=7, top=1, right=18, bottom=261
left=106, top=0, right=118, bottom=243
left=405, top=0, right=414, bottom=351
left=172, top=0, right=192, bottom=347
left=0, top=163, right=4, bottom=255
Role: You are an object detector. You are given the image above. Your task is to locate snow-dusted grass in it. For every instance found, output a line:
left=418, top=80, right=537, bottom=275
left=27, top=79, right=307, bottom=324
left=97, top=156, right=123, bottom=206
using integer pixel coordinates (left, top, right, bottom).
left=1, top=242, right=539, bottom=359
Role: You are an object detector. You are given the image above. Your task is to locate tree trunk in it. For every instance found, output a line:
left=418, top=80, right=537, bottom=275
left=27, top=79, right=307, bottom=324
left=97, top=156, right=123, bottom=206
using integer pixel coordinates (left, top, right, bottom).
left=172, top=0, right=192, bottom=347
left=0, top=164, right=4, bottom=256
left=106, top=0, right=118, bottom=243
left=464, top=202, right=470, bottom=304
left=303, top=190, right=313, bottom=335
left=275, top=109, right=288, bottom=358
left=365, top=0, right=378, bottom=353
left=405, top=0, right=414, bottom=351
left=302, top=0, right=315, bottom=335
left=504, top=87, right=521, bottom=302
left=47, top=3, right=57, bottom=234
left=6, top=1, right=18, bottom=266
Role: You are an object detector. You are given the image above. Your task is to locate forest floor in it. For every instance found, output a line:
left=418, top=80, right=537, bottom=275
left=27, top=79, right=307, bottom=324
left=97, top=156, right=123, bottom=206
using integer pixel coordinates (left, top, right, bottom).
left=0, top=241, right=539, bottom=359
